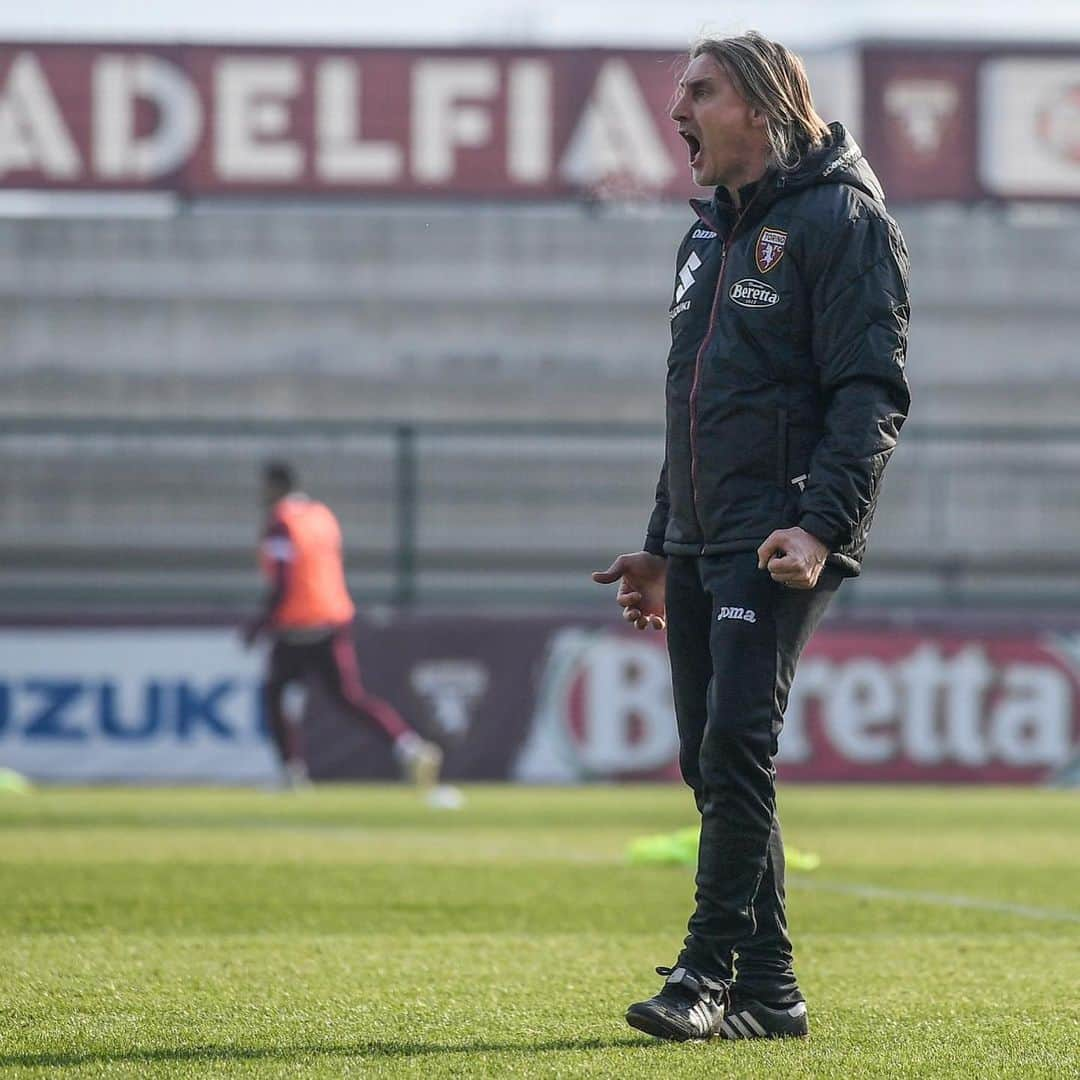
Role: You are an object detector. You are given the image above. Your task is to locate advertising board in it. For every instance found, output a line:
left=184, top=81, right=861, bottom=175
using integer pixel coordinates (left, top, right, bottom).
left=3, top=617, right=1075, bottom=785
left=5, top=41, right=1080, bottom=201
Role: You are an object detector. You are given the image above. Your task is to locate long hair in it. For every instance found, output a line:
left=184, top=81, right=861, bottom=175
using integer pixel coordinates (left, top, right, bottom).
left=690, top=32, right=830, bottom=172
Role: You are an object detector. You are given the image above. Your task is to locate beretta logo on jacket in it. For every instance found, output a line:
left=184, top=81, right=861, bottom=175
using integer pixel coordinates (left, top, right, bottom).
left=729, top=279, right=780, bottom=308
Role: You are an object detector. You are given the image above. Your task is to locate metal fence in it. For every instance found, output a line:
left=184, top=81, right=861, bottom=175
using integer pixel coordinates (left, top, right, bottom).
left=2, top=417, right=1079, bottom=612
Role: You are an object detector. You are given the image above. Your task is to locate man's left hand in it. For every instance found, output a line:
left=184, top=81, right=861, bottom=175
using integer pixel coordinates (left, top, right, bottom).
left=757, top=527, right=829, bottom=590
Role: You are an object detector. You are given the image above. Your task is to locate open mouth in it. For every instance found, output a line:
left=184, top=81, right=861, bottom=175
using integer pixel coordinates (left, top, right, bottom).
left=681, top=131, right=702, bottom=167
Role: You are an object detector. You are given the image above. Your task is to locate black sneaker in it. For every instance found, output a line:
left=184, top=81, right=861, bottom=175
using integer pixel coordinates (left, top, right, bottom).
left=625, top=965, right=729, bottom=1042
left=719, top=994, right=809, bottom=1039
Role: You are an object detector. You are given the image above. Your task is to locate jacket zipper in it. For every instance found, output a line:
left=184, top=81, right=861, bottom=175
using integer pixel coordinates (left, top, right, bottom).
left=776, top=408, right=789, bottom=488
left=688, top=192, right=759, bottom=551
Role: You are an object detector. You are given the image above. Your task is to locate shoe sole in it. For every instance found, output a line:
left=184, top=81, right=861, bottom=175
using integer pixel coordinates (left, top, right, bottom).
left=628, top=1006, right=807, bottom=1043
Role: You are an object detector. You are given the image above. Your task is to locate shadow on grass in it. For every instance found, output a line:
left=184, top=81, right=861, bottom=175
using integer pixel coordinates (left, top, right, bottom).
left=0, top=1034, right=662, bottom=1069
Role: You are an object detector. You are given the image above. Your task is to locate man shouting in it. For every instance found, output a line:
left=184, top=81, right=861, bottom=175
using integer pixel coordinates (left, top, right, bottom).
left=593, top=31, right=910, bottom=1042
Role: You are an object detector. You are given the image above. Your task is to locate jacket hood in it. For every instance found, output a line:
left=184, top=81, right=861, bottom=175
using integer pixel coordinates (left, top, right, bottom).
left=778, top=122, right=885, bottom=203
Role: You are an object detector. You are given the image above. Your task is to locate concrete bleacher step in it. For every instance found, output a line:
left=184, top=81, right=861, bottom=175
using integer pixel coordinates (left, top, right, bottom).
left=2, top=201, right=1080, bottom=607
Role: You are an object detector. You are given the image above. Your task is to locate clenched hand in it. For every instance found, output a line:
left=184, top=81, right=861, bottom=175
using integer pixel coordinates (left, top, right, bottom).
left=757, top=527, right=829, bottom=590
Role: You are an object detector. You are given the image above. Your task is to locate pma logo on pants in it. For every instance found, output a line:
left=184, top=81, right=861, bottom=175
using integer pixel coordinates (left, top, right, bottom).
left=717, top=606, right=757, bottom=623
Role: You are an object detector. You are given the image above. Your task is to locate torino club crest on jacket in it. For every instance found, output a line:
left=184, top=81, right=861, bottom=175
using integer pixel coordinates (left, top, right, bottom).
left=755, top=226, right=787, bottom=273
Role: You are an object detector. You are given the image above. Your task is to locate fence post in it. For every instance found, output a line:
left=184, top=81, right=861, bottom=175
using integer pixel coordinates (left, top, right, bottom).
left=393, top=423, right=418, bottom=607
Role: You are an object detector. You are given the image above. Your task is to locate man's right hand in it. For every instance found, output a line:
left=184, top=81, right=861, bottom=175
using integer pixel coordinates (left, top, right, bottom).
left=591, top=552, right=667, bottom=631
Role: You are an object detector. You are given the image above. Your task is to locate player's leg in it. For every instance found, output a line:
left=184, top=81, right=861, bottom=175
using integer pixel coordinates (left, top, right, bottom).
left=719, top=813, right=812, bottom=1038
left=665, top=555, right=720, bottom=812
left=671, top=550, right=783, bottom=988
left=626, top=555, right=730, bottom=1041
left=318, top=625, right=443, bottom=787
left=264, top=641, right=308, bottom=786
left=720, top=564, right=842, bottom=1038
left=733, top=814, right=797, bottom=1001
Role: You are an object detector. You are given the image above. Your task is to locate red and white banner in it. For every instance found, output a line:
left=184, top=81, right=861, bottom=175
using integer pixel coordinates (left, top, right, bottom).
left=861, top=43, right=1080, bottom=201
left=5, top=40, right=1080, bottom=202
left=2, top=615, right=1077, bottom=785
left=515, top=623, right=1080, bottom=785
left=0, top=44, right=698, bottom=199
left=979, top=57, right=1080, bottom=197
left=778, top=630, right=1080, bottom=782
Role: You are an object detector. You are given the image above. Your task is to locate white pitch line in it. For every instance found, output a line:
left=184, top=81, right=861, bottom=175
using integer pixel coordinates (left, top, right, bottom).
left=788, top=875, right=1080, bottom=924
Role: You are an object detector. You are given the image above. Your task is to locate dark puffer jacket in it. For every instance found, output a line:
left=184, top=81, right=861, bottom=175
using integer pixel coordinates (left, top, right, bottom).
left=645, top=124, right=911, bottom=576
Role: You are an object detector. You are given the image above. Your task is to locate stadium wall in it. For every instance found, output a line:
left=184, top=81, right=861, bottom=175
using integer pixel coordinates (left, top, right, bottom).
left=4, top=203, right=1080, bottom=426
left=5, top=41, right=1080, bottom=612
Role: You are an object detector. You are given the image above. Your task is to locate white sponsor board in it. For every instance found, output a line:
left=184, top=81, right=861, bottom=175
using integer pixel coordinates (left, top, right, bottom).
left=980, top=58, right=1080, bottom=196
left=0, top=629, right=277, bottom=783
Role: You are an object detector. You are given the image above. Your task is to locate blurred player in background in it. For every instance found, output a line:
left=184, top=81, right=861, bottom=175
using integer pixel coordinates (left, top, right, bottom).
left=595, top=32, right=910, bottom=1042
left=243, top=461, right=442, bottom=791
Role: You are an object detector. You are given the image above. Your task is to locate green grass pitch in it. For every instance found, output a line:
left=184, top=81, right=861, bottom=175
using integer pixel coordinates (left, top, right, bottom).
left=2, top=784, right=1077, bottom=1078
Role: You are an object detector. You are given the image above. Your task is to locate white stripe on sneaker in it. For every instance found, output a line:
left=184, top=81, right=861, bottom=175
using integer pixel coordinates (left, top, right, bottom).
left=687, top=1002, right=701, bottom=1031
left=694, top=1001, right=711, bottom=1032
left=741, top=1011, right=768, bottom=1036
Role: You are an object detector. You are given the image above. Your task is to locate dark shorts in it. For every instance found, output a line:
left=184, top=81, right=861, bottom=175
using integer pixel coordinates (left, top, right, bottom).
left=265, top=624, right=409, bottom=743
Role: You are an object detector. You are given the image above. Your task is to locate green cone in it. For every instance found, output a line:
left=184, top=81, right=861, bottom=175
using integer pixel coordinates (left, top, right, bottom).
left=628, top=825, right=820, bottom=870
left=627, top=826, right=699, bottom=866
left=0, top=768, right=33, bottom=795
left=786, top=847, right=821, bottom=871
